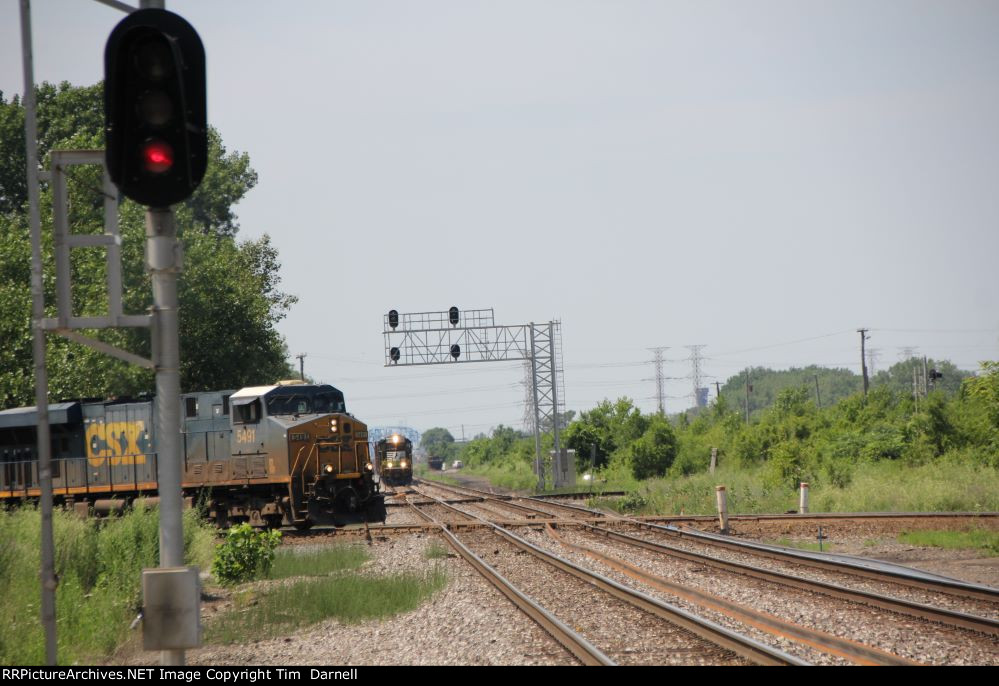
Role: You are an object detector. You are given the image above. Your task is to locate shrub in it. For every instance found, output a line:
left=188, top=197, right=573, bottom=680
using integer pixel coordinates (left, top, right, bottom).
left=211, top=524, right=281, bottom=585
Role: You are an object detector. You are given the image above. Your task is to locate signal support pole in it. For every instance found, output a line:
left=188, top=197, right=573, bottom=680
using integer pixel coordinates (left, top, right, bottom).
left=147, top=207, right=185, bottom=666
left=19, top=0, right=57, bottom=666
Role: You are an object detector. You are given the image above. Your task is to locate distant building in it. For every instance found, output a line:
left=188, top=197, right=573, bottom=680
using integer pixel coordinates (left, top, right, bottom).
left=696, top=387, right=710, bottom=408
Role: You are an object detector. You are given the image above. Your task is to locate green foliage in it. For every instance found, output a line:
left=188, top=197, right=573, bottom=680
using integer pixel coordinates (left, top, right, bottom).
left=0, top=504, right=215, bottom=664
left=897, top=528, right=999, bottom=555
left=206, top=568, right=447, bottom=644
left=421, top=427, right=457, bottom=459
left=628, top=414, right=678, bottom=480
left=424, top=541, right=450, bottom=560
left=563, top=397, right=648, bottom=470
left=267, top=544, right=369, bottom=579
left=211, top=524, right=281, bottom=586
left=0, top=83, right=296, bottom=408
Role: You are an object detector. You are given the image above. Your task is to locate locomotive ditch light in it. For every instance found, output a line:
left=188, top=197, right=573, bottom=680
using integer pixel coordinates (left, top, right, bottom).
left=390, top=347, right=400, bottom=363
left=448, top=306, right=459, bottom=326
left=450, top=344, right=460, bottom=360
left=388, top=309, right=399, bottom=329
left=324, top=464, right=334, bottom=474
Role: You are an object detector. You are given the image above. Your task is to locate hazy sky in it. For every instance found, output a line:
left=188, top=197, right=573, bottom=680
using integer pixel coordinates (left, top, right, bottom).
left=2, top=0, right=997, bottom=437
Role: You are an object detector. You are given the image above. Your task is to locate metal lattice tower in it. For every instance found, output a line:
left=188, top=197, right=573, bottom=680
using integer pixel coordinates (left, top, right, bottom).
left=686, top=345, right=706, bottom=407
left=521, top=360, right=536, bottom=435
left=649, top=347, right=668, bottom=414
left=898, top=346, right=918, bottom=362
left=866, top=348, right=881, bottom=377
left=383, top=309, right=567, bottom=489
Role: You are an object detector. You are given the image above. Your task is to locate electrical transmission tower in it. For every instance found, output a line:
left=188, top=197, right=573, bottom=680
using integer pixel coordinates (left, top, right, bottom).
left=686, top=345, right=707, bottom=408
left=648, top=347, right=668, bottom=414
left=898, top=346, right=918, bottom=361
left=866, top=347, right=881, bottom=377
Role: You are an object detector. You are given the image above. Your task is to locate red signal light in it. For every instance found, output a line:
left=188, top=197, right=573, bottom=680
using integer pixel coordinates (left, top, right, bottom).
left=142, top=139, right=174, bottom=174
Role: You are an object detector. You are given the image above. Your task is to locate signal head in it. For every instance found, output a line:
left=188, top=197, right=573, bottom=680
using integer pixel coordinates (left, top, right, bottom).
left=390, top=347, right=401, bottom=363
left=388, top=309, right=399, bottom=329
left=450, top=344, right=460, bottom=360
left=104, top=8, right=207, bottom=207
left=448, top=306, right=459, bottom=327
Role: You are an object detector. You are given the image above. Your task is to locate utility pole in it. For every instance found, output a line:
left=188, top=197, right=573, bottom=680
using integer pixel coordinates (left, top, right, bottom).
left=857, top=328, right=870, bottom=398
left=296, top=352, right=306, bottom=381
left=714, top=381, right=721, bottom=400
left=744, top=369, right=751, bottom=424
left=814, top=375, right=821, bottom=409
left=922, top=356, right=930, bottom=399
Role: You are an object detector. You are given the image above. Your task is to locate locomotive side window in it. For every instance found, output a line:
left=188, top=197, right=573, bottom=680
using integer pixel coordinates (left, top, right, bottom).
left=185, top=397, right=198, bottom=418
left=222, top=394, right=230, bottom=415
left=233, top=398, right=261, bottom=424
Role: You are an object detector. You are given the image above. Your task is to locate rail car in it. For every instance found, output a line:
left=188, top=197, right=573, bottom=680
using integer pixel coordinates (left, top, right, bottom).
left=375, top=433, right=413, bottom=486
left=0, top=382, right=385, bottom=527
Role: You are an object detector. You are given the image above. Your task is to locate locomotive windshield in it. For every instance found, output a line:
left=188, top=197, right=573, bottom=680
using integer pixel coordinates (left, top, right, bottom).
left=264, top=385, right=346, bottom=416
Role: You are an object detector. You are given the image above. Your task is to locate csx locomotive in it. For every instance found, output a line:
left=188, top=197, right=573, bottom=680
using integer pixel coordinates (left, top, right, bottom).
left=375, top=433, right=413, bottom=485
left=0, top=382, right=384, bottom=527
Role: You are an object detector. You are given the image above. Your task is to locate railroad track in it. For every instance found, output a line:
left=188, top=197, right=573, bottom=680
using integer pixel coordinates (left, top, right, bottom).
left=408, top=490, right=803, bottom=666
left=413, top=480, right=999, bottom=664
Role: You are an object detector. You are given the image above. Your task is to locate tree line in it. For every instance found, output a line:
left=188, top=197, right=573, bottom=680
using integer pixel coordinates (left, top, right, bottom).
left=423, top=358, right=998, bottom=489
left=0, top=82, right=296, bottom=408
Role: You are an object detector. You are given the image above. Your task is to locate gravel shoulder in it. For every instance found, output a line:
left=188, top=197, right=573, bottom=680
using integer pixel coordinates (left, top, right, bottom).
left=107, top=502, right=997, bottom=666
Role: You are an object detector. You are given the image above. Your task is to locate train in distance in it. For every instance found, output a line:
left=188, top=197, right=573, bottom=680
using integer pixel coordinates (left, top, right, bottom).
left=375, top=433, right=413, bottom=486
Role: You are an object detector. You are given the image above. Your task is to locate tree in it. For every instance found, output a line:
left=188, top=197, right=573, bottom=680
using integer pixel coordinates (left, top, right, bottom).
left=421, top=427, right=455, bottom=456
left=563, top=397, right=648, bottom=470
left=628, top=415, right=678, bottom=480
left=0, top=82, right=296, bottom=407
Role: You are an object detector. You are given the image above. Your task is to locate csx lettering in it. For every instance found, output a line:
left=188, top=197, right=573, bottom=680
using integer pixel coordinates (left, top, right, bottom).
left=85, top=421, right=149, bottom=467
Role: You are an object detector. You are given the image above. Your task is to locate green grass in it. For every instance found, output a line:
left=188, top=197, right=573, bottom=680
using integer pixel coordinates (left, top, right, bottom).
left=461, top=460, right=537, bottom=492
left=770, top=538, right=836, bottom=553
left=416, top=470, right=462, bottom=487
left=424, top=541, right=450, bottom=560
left=0, top=504, right=216, bottom=665
left=586, top=459, right=999, bottom=517
left=206, top=568, right=447, bottom=644
left=267, top=544, right=370, bottom=579
left=897, top=529, right=999, bottom=555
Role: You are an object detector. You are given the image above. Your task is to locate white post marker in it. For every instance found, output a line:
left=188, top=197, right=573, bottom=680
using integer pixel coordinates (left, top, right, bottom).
left=799, top=482, right=809, bottom=514
left=715, top=485, right=729, bottom=534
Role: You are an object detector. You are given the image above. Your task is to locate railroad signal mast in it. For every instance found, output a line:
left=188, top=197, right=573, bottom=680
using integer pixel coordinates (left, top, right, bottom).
left=18, top=0, right=207, bottom=666
left=103, top=4, right=207, bottom=666
left=383, top=307, right=569, bottom=490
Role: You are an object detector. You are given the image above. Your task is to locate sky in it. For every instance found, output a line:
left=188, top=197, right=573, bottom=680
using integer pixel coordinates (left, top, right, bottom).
left=2, top=0, right=998, bottom=438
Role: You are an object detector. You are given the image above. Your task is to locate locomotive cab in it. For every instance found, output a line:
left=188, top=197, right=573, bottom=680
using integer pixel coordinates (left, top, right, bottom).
left=225, top=384, right=384, bottom=527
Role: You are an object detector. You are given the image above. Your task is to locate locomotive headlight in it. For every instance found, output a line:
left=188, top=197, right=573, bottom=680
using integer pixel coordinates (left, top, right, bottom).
left=386, top=461, right=394, bottom=469
left=324, top=464, right=334, bottom=474
left=391, top=434, right=400, bottom=444
left=330, top=418, right=338, bottom=433
left=400, top=460, right=408, bottom=468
